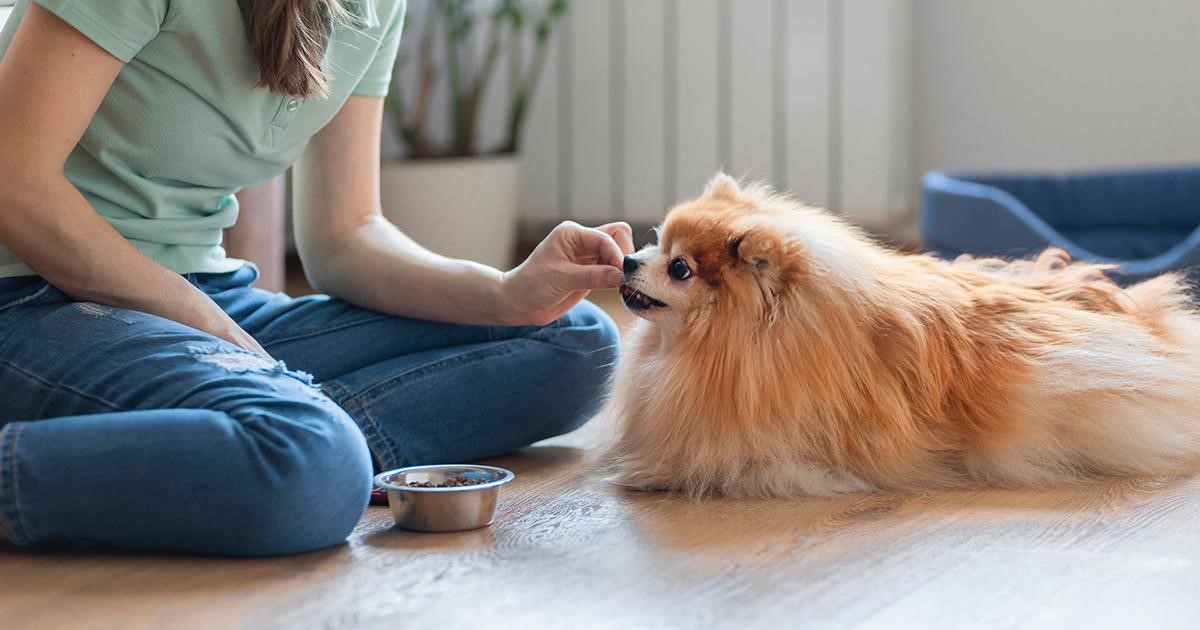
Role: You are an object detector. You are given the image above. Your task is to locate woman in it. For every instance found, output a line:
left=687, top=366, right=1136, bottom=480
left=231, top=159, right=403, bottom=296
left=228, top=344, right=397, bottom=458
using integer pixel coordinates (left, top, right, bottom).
left=0, top=0, right=628, bottom=555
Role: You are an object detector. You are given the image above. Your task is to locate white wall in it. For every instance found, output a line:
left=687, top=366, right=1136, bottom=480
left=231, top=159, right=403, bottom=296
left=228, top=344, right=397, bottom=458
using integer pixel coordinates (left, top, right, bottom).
left=914, top=0, right=1200, bottom=175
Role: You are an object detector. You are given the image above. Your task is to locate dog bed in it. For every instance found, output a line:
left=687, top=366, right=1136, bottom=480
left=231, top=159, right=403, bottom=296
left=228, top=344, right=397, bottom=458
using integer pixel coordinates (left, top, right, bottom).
left=921, top=166, right=1200, bottom=282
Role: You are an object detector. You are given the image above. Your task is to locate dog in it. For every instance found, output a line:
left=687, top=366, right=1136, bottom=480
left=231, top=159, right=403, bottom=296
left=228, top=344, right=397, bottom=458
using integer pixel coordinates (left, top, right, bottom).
left=606, top=173, right=1200, bottom=498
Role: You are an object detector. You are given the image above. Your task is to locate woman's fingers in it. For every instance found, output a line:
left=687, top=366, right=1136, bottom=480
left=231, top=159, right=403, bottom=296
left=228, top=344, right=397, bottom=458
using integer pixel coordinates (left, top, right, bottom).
left=596, top=222, right=635, bottom=256
left=558, top=222, right=625, bottom=269
left=241, top=336, right=273, bottom=360
left=562, top=263, right=626, bottom=291
left=227, top=326, right=273, bottom=360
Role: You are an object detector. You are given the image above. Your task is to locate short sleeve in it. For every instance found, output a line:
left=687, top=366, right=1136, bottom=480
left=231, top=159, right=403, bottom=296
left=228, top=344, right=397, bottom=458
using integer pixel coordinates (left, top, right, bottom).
left=352, top=0, right=406, bottom=97
left=34, top=0, right=169, bottom=63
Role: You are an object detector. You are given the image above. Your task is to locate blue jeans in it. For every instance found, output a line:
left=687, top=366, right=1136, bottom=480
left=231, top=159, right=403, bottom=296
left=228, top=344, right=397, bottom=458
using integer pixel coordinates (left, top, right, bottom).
left=0, top=264, right=618, bottom=556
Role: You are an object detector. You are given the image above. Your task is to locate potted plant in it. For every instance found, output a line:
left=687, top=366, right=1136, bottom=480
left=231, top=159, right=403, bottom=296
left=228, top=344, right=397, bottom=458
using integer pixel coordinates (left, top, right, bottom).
left=381, top=0, right=568, bottom=268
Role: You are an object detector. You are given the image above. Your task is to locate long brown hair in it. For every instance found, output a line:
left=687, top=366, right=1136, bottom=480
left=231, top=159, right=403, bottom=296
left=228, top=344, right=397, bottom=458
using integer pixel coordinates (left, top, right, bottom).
left=240, top=0, right=346, bottom=99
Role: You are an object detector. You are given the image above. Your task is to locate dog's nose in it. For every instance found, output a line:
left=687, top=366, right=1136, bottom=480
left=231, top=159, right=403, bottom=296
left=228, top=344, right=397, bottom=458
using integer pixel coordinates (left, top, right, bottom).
left=623, top=256, right=640, bottom=275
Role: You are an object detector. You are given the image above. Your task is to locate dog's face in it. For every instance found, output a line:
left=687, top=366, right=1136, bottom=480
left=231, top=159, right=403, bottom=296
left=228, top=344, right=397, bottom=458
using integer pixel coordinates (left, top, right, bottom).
left=618, top=238, right=703, bottom=328
left=620, top=174, right=796, bottom=333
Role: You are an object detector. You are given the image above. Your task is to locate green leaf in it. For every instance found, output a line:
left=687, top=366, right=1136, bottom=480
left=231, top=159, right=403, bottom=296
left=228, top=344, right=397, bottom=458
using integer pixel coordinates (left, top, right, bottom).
left=492, top=0, right=514, bottom=20
left=505, top=5, right=525, bottom=31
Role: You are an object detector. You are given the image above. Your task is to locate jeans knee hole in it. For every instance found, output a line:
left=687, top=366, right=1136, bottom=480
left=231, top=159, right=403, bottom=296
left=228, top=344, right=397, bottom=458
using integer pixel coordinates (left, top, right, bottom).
left=74, top=302, right=137, bottom=324
left=187, top=344, right=316, bottom=386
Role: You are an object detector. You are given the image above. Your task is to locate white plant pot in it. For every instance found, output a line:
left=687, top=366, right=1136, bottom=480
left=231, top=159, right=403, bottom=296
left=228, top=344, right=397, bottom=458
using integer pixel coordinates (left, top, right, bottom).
left=380, top=155, right=522, bottom=270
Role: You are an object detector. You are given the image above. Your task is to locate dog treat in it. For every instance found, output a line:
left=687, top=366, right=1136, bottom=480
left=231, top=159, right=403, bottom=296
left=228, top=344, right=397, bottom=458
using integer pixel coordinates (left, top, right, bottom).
left=406, top=475, right=487, bottom=488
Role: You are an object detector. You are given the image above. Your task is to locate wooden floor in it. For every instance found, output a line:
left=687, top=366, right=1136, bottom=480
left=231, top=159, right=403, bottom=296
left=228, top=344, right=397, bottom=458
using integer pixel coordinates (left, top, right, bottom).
left=4, top=291, right=1200, bottom=628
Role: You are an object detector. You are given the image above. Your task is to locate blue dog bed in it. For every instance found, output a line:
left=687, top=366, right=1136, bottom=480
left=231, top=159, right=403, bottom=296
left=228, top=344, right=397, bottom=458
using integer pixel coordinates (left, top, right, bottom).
left=921, top=166, right=1200, bottom=282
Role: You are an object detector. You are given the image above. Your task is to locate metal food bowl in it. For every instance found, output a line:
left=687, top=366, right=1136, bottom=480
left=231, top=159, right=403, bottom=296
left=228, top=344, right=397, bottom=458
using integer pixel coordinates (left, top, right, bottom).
left=373, top=464, right=515, bottom=532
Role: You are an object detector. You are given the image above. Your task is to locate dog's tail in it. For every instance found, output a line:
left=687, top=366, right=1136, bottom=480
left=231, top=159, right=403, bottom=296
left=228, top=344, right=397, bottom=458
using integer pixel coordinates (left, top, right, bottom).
left=964, top=249, right=1200, bottom=484
left=1123, top=272, right=1200, bottom=333
left=1017, top=267, right=1200, bottom=482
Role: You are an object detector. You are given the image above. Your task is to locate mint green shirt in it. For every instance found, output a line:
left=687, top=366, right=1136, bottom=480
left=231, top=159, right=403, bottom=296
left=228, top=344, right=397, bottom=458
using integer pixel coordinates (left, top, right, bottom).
left=0, top=0, right=406, bottom=278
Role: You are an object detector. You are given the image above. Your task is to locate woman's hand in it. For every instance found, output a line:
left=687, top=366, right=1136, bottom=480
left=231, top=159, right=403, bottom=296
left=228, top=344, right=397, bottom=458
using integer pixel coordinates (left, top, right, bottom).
left=499, top=221, right=636, bottom=326
left=155, top=281, right=274, bottom=359
left=208, top=314, right=273, bottom=359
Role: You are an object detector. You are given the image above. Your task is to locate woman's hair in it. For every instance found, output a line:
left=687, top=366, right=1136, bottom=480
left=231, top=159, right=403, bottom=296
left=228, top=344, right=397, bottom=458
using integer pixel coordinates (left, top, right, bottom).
left=241, top=0, right=346, bottom=99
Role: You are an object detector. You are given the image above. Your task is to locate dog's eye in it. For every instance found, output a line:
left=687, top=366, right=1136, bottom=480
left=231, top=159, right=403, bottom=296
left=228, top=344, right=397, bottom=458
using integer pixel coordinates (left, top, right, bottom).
left=668, top=257, right=692, bottom=280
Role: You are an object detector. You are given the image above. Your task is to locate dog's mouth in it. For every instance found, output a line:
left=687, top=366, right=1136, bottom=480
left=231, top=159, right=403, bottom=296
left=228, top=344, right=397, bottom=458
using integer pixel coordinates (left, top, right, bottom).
left=620, top=284, right=667, bottom=310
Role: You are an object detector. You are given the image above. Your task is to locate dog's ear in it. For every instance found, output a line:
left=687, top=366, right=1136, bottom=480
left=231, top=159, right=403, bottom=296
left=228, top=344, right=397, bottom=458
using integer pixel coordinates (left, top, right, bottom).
left=728, top=226, right=781, bottom=272
left=727, top=227, right=796, bottom=307
left=704, top=172, right=742, bottom=201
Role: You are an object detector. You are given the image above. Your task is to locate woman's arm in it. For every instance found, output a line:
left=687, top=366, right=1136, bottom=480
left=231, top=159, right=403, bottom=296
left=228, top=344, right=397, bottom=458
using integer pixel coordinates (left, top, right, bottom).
left=0, top=5, right=268, bottom=356
left=294, top=95, right=633, bottom=326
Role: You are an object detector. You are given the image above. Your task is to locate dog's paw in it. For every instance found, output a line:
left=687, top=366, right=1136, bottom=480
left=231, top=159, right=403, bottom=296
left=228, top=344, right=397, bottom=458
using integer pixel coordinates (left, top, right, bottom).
left=746, top=467, right=876, bottom=497
left=605, top=469, right=675, bottom=493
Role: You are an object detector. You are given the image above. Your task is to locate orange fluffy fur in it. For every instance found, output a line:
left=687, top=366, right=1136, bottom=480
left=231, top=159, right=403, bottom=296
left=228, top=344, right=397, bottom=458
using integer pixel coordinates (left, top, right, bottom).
left=607, top=173, right=1200, bottom=498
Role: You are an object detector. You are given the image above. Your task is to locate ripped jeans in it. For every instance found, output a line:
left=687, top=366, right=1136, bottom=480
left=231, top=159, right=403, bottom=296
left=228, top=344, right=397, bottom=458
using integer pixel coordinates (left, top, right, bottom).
left=0, top=264, right=619, bottom=556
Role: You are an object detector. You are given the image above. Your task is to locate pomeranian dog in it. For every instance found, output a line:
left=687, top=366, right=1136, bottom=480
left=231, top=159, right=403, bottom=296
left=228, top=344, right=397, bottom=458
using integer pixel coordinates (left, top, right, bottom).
left=606, top=173, right=1200, bottom=498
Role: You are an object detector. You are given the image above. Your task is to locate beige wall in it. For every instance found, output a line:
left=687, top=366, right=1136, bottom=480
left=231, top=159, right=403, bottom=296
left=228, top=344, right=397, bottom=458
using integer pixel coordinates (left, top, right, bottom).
left=914, top=0, right=1200, bottom=175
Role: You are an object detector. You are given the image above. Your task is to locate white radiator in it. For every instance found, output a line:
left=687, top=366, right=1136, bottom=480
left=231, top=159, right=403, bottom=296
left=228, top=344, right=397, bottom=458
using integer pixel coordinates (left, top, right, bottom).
left=384, top=0, right=915, bottom=237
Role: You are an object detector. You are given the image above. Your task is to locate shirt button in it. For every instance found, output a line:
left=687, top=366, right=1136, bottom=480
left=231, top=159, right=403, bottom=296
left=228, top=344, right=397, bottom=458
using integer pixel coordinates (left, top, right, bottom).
left=286, top=99, right=299, bottom=112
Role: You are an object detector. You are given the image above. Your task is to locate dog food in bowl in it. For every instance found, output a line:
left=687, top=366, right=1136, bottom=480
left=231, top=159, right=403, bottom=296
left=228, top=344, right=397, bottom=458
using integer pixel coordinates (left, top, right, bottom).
left=373, top=464, right=515, bottom=532
left=405, top=475, right=488, bottom=488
